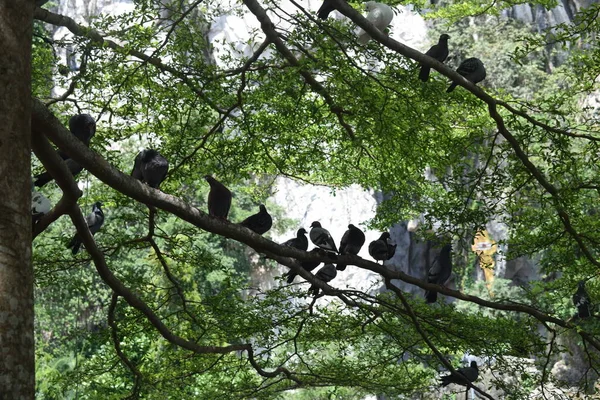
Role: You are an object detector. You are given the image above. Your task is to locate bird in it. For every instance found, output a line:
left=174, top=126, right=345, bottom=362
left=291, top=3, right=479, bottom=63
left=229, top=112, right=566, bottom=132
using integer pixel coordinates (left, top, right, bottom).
left=131, top=149, right=169, bottom=189
left=31, top=181, right=51, bottom=223
left=419, top=34, right=450, bottom=82
left=357, top=2, right=394, bottom=45
left=368, top=232, right=396, bottom=263
left=68, top=114, right=96, bottom=147
left=67, top=202, right=105, bottom=255
left=285, top=248, right=323, bottom=284
left=205, top=175, right=232, bottom=220
left=282, top=228, right=309, bottom=251
left=446, top=57, right=486, bottom=93
left=34, top=113, right=97, bottom=187
left=425, top=244, right=453, bottom=303
left=308, top=263, right=337, bottom=296
left=573, top=280, right=592, bottom=319
left=337, top=224, right=366, bottom=271
left=309, top=221, right=338, bottom=253
left=440, top=361, right=479, bottom=387
left=239, top=204, right=272, bottom=235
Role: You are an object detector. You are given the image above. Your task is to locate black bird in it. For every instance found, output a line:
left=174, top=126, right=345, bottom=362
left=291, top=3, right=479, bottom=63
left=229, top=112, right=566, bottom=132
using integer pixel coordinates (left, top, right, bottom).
left=282, top=228, right=309, bottom=251
left=131, top=149, right=169, bottom=189
left=425, top=244, right=452, bottom=303
left=419, top=34, right=450, bottom=82
left=285, top=248, right=322, bottom=284
left=573, top=280, right=592, bottom=319
left=308, top=263, right=337, bottom=296
left=368, top=232, right=396, bottom=263
left=309, top=221, right=338, bottom=253
left=447, top=57, right=486, bottom=93
left=67, top=202, right=105, bottom=255
left=205, top=175, right=232, bottom=219
left=35, top=114, right=97, bottom=187
left=317, top=0, right=335, bottom=19
left=337, top=224, right=366, bottom=271
left=440, top=361, right=479, bottom=387
left=240, top=204, right=272, bottom=235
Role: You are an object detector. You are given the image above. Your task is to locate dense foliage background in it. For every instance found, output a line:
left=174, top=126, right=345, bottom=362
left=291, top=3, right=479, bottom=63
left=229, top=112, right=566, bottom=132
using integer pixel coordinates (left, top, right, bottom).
left=30, top=0, right=600, bottom=398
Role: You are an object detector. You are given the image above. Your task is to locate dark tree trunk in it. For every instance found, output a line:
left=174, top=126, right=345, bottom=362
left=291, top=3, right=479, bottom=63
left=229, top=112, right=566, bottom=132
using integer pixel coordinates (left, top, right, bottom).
left=0, top=0, right=35, bottom=397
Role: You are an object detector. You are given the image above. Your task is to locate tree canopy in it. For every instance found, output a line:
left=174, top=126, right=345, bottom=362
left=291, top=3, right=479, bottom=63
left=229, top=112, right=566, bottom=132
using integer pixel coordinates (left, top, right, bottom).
left=27, top=0, right=600, bottom=398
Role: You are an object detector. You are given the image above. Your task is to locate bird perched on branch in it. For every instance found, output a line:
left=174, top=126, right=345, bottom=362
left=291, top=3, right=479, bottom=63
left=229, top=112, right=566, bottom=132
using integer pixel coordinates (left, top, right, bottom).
left=310, top=221, right=338, bottom=253
left=67, top=201, right=104, bottom=255
left=357, top=1, right=394, bottom=45
left=285, top=248, right=323, bottom=284
left=337, top=224, right=365, bottom=271
left=308, top=263, right=337, bottom=296
left=31, top=180, right=51, bottom=224
left=282, top=228, right=309, bottom=251
left=573, top=280, right=592, bottom=319
left=368, top=232, right=396, bottom=263
left=131, top=149, right=169, bottom=189
left=205, top=175, right=232, bottom=220
left=34, top=114, right=97, bottom=187
left=440, top=361, right=479, bottom=387
left=240, top=204, right=272, bottom=235
left=419, top=34, right=450, bottom=82
left=446, top=57, right=486, bottom=93
left=425, top=244, right=452, bottom=303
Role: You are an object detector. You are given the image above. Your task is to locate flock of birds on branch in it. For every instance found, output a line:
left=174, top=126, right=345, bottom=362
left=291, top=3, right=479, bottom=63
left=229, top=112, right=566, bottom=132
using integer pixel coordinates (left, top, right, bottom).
left=317, top=1, right=487, bottom=91
left=30, top=112, right=594, bottom=389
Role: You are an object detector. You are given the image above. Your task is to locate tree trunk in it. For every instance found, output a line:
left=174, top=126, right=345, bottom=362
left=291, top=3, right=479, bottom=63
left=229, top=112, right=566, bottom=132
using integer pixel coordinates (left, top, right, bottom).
left=0, top=0, right=34, bottom=398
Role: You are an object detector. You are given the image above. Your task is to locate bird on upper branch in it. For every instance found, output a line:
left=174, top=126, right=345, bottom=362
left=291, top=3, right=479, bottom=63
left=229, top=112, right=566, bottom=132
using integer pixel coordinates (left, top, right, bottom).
left=419, top=34, right=450, bottom=82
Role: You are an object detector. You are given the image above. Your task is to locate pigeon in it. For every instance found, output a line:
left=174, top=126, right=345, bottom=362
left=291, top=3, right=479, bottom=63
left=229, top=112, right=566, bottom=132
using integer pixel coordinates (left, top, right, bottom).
left=446, top=57, right=486, bottom=93
left=337, top=224, right=366, bottom=271
left=68, top=114, right=96, bottom=147
left=419, top=34, right=450, bottom=82
left=131, top=149, right=169, bottom=189
left=368, top=232, right=396, bottom=263
left=425, top=244, right=453, bottom=303
left=35, top=113, right=96, bottom=187
left=308, top=263, right=337, bottom=296
left=239, top=204, right=272, bottom=235
left=285, top=248, right=322, bottom=284
left=357, top=2, right=394, bottom=45
left=67, top=201, right=105, bottom=255
left=282, top=228, right=309, bottom=251
left=205, top=175, right=232, bottom=219
left=573, top=280, right=592, bottom=319
left=31, top=181, right=51, bottom=223
left=440, top=361, right=479, bottom=387
left=309, top=221, right=338, bottom=253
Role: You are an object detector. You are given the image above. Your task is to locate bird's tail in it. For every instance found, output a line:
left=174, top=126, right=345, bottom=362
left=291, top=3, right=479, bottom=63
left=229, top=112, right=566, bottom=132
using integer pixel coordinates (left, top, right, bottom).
left=286, top=272, right=297, bottom=284
left=67, top=236, right=81, bottom=255
left=357, top=31, right=371, bottom=45
left=425, top=290, right=438, bottom=303
left=446, top=82, right=458, bottom=93
left=34, top=172, right=53, bottom=187
left=419, top=66, right=430, bottom=82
